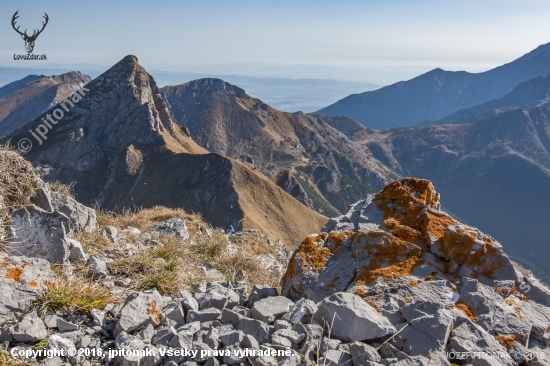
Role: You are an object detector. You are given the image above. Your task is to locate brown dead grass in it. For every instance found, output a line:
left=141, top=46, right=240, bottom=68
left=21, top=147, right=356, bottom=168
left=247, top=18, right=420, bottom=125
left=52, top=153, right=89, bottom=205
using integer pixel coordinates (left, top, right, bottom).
left=0, top=144, right=37, bottom=227
left=79, top=206, right=280, bottom=295
left=0, top=349, right=35, bottom=366
left=32, top=264, right=119, bottom=315
left=49, top=180, right=75, bottom=198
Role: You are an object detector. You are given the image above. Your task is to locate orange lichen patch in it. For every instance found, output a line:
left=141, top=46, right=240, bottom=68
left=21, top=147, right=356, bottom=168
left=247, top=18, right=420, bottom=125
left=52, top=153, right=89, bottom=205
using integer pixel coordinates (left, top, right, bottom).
left=6, top=266, right=24, bottom=282
left=297, top=234, right=331, bottom=272
left=354, top=232, right=421, bottom=285
left=367, top=300, right=381, bottom=312
left=402, top=297, right=411, bottom=303
left=147, top=300, right=161, bottom=323
left=439, top=226, right=504, bottom=279
left=374, top=178, right=439, bottom=229
left=453, top=300, right=477, bottom=321
left=43, top=280, right=55, bottom=289
left=495, top=335, right=516, bottom=349
left=514, top=307, right=521, bottom=318
left=325, top=276, right=340, bottom=290
left=28, top=280, right=39, bottom=288
left=505, top=298, right=516, bottom=306
left=407, top=281, right=418, bottom=287
left=419, top=210, right=458, bottom=243
left=326, top=231, right=355, bottom=254
left=496, top=287, right=509, bottom=296
left=390, top=225, right=425, bottom=244
left=425, top=274, right=436, bottom=281
left=354, top=288, right=369, bottom=297
left=382, top=218, right=400, bottom=230
left=1, top=256, right=8, bottom=266
left=517, top=293, right=528, bottom=301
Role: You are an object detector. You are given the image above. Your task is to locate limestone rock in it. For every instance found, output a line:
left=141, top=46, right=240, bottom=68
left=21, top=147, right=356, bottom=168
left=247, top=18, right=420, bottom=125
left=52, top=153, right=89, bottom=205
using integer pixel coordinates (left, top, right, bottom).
left=114, top=290, right=163, bottom=336
left=149, top=218, right=189, bottom=241
left=48, top=334, right=76, bottom=355
left=313, top=292, right=396, bottom=342
left=282, top=178, right=518, bottom=302
left=0, top=253, right=56, bottom=325
left=8, top=205, right=72, bottom=264
left=251, top=296, right=294, bottom=324
left=114, top=332, right=161, bottom=366
left=10, top=311, right=48, bottom=342
left=88, top=256, right=109, bottom=278
left=100, top=226, right=119, bottom=245
left=67, top=238, right=88, bottom=262
left=50, top=191, right=97, bottom=233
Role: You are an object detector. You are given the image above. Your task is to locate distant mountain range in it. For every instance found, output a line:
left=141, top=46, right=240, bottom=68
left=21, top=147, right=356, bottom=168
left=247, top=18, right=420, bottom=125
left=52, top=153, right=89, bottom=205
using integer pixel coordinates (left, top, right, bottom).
left=0, top=66, right=378, bottom=113
left=0, top=72, right=91, bottom=136
left=425, top=72, right=550, bottom=125
left=161, top=78, right=398, bottom=216
left=318, top=43, right=550, bottom=130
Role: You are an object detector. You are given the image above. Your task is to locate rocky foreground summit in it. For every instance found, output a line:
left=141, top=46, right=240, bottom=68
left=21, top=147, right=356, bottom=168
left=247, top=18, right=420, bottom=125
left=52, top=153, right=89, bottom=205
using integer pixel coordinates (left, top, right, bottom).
left=282, top=178, right=550, bottom=364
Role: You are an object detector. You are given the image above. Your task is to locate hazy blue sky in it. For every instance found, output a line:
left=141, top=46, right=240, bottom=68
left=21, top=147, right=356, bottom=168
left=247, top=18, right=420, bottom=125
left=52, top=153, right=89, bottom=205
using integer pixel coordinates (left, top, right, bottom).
left=2, top=0, right=550, bottom=83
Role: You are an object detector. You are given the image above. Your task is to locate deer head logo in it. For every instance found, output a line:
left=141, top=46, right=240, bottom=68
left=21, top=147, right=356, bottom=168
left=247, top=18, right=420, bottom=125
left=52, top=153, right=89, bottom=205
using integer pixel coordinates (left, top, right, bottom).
left=12, top=11, right=49, bottom=54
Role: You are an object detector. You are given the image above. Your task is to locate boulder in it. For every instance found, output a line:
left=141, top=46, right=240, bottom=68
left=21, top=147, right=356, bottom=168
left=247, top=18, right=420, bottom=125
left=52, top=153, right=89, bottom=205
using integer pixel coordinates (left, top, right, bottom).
left=281, top=178, right=518, bottom=302
left=0, top=253, right=56, bottom=325
left=313, top=292, right=396, bottom=342
left=114, top=290, right=163, bottom=336
left=88, top=256, right=108, bottom=278
left=251, top=296, right=294, bottom=324
left=148, top=218, right=189, bottom=241
left=10, top=311, right=48, bottom=342
left=50, top=191, right=97, bottom=233
left=114, top=332, right=161, bottom=366
left=8, top=205, right=72, bottom=264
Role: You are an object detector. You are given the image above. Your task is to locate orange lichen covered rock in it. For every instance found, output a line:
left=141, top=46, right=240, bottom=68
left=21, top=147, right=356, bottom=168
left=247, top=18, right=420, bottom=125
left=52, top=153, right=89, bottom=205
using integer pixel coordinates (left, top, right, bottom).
left=0, top=253, right=57, bottom=325
left=282, top=178, right=518, bottom=301
left=281, top=178, right=550, bottom=363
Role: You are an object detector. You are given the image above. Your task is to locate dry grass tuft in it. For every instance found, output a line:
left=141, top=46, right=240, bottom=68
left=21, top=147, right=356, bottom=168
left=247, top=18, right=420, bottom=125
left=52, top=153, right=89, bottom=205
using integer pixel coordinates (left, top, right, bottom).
left=0, top=144, right=37, bottom=222
left=49, top=180, right=75, bottom=198
left=78, top=206, right=282, bottom=295
left=32, top=266, right=119, bottom=315
left=0, top=349, right=31, bottom=366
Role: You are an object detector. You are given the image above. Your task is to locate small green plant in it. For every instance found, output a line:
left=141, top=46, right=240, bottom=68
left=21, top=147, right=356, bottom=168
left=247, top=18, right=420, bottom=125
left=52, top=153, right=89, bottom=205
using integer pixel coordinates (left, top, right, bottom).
left=32, top=337, right=49, bottom=351
left=137, top=270, right=179, bottom=295
left=33, top=276, right=117, bottom=315
left=0, top=349, right=25, bottom=366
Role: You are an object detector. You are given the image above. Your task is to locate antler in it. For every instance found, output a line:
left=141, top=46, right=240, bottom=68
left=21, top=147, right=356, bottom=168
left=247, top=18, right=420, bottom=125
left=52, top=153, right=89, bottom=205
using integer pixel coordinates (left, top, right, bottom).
left=11, top=11, right=27, bottom=37
left=29, top=13, right=49, bottom=39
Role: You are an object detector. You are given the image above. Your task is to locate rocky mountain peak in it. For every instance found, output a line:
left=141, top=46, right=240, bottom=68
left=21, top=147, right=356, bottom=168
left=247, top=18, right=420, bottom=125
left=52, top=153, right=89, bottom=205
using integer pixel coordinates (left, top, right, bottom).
left=175, top=78, right=247, bottom=98
left=84, top=54, right=175, bottom=142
